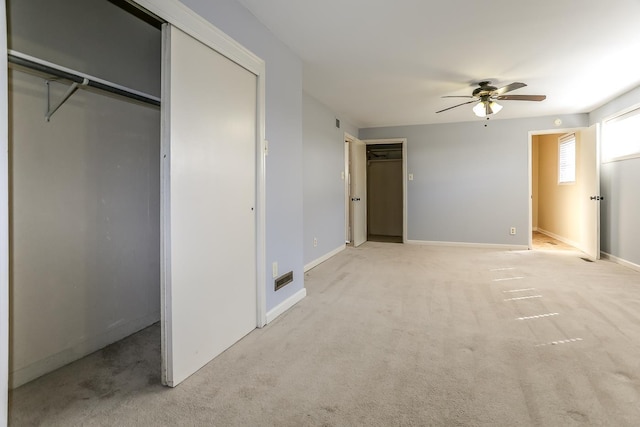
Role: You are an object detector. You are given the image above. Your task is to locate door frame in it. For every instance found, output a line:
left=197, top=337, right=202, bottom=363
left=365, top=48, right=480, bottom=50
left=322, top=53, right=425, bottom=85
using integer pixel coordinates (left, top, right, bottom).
left=362, top=138, right=408, bottom=244
left=344, top=135, right=408, bottom=244
left=528, top=127, right=600, bottom=257
left=1, top=1, right=9, bottom=423
left=133, top=0, right=267, bottom=327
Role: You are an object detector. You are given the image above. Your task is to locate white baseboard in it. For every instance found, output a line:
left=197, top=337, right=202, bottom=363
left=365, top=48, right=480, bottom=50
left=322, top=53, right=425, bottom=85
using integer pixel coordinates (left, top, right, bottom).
left=407, top=240, right=528, bottom=250
left=304, top=244, right=346, bottom=272
left=266, top=288, right=306, bottom=324
left=536, top=228, right=581, bottom=251
left=9, top=311, right=160, bottom=389
left=601, top=252, right=640, bottom=272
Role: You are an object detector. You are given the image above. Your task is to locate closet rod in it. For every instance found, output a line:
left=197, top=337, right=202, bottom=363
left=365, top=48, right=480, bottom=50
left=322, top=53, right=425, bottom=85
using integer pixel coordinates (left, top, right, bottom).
left=8, top=49, right=161, bottom=107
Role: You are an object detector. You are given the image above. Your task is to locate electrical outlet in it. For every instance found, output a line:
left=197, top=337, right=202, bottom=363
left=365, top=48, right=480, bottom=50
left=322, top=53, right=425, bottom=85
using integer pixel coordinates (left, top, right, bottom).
left=510, top=227, right=516, bottom=235
left=313, top=237, right=318, bottom=247
left=272, top=261, right=278, bottom=278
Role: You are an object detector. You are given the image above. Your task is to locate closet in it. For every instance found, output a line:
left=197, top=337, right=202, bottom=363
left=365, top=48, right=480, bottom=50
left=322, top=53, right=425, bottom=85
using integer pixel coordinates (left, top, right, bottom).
left=8, top=0, right=162, bottom=388
left=366, top=143, right=403, bottom=242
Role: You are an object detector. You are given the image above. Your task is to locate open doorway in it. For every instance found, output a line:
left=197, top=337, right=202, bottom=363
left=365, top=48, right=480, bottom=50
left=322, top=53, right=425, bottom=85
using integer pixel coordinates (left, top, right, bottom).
left=529, top=126, right=601, bottom=258
left=344, top=136, right=408, bottom=247
left=366, top=143, right=403, bottom=243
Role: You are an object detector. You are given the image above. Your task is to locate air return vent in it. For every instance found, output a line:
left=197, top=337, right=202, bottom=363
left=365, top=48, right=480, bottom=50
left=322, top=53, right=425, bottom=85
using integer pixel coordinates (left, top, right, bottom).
left=275, top=271, right=293, bottom=291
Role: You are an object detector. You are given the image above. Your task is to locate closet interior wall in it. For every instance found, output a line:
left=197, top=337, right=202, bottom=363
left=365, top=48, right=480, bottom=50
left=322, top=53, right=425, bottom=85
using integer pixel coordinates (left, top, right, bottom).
left=8, top=0, right=161, bottom=387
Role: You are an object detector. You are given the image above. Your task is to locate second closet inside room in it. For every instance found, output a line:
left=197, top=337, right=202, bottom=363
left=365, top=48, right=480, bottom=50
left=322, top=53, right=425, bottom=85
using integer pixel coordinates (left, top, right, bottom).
left=8, top=0, right=162, bottom=388
left=366, top=143, right=403, bottom=243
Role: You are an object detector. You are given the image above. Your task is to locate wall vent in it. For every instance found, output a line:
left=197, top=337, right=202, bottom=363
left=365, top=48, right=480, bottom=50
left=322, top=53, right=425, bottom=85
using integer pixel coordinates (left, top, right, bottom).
left=274, top=271, right=293, bottom=291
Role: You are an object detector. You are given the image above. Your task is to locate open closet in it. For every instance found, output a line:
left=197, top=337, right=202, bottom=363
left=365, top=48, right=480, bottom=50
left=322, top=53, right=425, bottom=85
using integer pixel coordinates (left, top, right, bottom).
left=6, top=0, right=267, bottom=399
left=366, top=143, right=403, bottom=243
left=7, top=0, right=162, bottom=388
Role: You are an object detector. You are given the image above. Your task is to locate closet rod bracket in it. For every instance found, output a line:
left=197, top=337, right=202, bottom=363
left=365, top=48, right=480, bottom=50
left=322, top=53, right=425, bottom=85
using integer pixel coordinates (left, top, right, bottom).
left=45, top=77, right=89, bottom=122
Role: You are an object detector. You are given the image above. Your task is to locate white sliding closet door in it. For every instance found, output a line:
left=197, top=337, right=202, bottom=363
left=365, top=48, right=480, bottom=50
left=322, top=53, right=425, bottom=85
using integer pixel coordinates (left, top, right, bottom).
left=161, top=25, right=257, bottom=387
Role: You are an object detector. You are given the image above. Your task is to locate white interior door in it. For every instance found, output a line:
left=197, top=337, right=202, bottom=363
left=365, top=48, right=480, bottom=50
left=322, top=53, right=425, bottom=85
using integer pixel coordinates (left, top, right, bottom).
left=161, top=25, right=257, bottom=387
left=350, top=138, right=367, bottom=247
left=578, top=124, right=600, bottom=259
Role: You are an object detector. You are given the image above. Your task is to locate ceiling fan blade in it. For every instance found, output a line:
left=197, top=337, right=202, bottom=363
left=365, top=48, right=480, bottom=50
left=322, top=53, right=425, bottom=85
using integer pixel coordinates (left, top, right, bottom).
left=495, top=94, right=546, bottom=101
left=441, top=95, right=475, bottom=99
left=436, top=100, right=477, bottom=113
left=493, top=82, right=526, bottom=95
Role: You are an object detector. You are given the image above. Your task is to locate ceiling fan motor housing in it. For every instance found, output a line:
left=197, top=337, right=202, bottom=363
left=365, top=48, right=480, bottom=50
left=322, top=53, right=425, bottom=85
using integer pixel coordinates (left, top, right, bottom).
left=472, top=81, right=497, bottom=97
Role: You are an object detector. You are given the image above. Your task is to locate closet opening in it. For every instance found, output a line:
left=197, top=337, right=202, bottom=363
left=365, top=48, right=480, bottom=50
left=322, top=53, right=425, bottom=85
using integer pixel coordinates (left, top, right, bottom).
left=8, top=0, right=162, bottom=390
left=366, top=143, right=404, bottom=243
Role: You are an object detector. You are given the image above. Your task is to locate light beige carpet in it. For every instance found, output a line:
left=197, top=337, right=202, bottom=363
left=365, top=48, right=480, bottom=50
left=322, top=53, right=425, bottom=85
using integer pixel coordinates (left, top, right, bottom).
left=9, top=242, right=640, bottom=426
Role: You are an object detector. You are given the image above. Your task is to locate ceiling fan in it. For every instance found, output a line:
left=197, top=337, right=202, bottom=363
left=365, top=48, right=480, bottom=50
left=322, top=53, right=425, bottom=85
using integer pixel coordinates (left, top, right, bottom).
left=436, top=81, right=546, bottom=117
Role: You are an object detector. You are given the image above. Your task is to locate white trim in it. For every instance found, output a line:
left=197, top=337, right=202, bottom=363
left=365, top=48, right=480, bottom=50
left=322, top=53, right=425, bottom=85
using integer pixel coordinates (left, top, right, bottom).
left=136, top=0, right=267, bottom=328
left=9, top=312, right=160, bottom=389
left=160, top=23, right=172, bottom=386
left=361, top=138, right=408, bottom=243
left=266, top=288, right=307, bottom=324
left=1, top=1, right=9, bottom=424
left=133, top=0, right=263, bottom=75
left=528, top=133, right=533, bottom=250
left=407, top=240, right=528, bottom=250
left=304, top=244, right=346, bottom=272
left=600, top=252, right=640, bottom=273
left=536, top=228, right=581, bottom=251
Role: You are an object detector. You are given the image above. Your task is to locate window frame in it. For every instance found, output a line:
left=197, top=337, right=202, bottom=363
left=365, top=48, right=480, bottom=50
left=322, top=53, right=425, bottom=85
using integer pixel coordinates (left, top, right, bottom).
left=558, top=133, right=576, bottom=185
left=602, top=104, right=640, bottom=163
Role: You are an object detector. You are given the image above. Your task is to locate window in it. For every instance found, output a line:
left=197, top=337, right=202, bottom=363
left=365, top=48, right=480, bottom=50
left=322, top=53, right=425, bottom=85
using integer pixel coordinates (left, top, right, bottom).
left=558, top=133, right=576, bottom=184
left=602, top=107, right=640, bottom=162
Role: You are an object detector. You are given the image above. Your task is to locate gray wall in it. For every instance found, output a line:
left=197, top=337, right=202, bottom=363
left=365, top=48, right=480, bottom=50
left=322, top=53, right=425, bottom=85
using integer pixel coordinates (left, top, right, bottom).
left=8, top=0, right=161, bottom=386
left=182, top=0, right=305, bottom=310
left=360, top=114, right=588, bottom=246
left=590, top=86, right=640, bottom=266
left=302, top=93, right=357, bottom=266
left=8, top=0, right=161, bottom=97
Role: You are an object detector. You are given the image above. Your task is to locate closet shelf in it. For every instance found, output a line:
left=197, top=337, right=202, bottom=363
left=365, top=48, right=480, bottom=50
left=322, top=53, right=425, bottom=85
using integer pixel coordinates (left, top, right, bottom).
left=8, top=49, right=161, bottom=121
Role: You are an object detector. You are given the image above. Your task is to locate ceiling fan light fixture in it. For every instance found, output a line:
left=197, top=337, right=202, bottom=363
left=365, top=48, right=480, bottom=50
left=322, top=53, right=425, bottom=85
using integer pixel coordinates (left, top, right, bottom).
left=473, top=101, right=487, bottom=117
left=473, top=100, right=502, bottom=117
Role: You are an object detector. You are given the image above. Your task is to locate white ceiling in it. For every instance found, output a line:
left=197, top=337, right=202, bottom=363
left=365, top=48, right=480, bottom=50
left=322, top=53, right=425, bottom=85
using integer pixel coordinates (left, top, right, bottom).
left=237, top=0, right=640, bottom=128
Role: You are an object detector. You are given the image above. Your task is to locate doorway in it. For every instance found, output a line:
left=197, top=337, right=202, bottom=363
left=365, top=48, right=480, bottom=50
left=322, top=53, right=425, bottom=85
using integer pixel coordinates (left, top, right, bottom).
left=345, top=136, right=408, bottom=247
left=529, top=125, right=600, bottom=258
left=366, top=143, right=403, bottom=243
